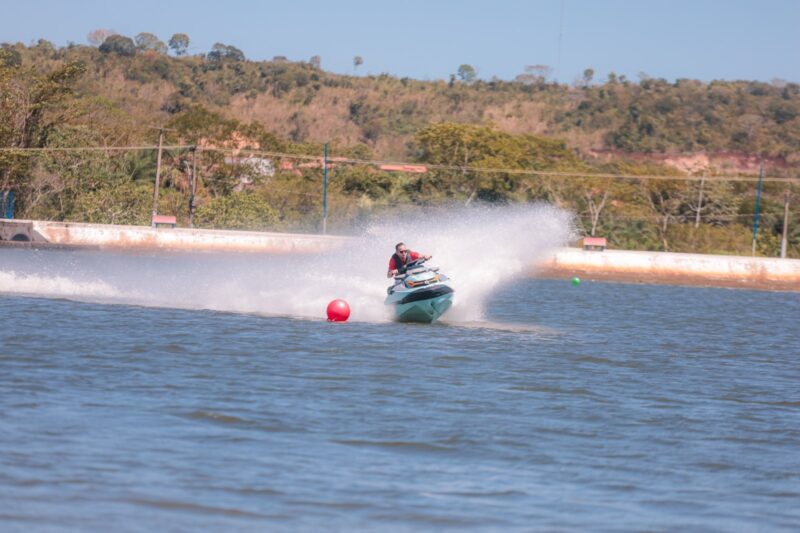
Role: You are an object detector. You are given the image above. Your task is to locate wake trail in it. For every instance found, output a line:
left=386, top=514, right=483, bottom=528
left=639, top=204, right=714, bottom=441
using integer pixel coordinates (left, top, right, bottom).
left=0, top=204, right=573, bottom=323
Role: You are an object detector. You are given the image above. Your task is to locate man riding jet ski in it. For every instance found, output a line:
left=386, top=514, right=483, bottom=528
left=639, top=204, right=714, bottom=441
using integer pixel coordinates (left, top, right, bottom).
left=385, top=243, right=454, bottom=323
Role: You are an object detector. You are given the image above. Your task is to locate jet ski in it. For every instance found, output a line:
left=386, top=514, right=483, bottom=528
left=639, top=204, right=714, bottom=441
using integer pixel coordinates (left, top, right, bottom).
left=385, top=258, right=454, bottom=323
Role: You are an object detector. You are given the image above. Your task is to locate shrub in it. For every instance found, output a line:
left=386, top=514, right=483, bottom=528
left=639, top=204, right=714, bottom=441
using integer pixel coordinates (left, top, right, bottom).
left=193, top=192, right=277, bottom=230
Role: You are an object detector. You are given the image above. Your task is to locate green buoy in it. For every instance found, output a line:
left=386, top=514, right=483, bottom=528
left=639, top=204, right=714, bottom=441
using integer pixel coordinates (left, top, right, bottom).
left=571, top=276, right=581, bottom=286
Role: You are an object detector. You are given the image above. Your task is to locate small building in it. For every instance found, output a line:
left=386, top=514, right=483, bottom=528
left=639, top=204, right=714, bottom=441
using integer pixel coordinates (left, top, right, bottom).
left=583, top=236, right=607, bottom=251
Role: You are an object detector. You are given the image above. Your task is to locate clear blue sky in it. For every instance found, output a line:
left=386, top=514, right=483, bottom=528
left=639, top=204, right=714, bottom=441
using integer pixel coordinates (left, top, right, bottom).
left=2, top=0, right=798, bottom=83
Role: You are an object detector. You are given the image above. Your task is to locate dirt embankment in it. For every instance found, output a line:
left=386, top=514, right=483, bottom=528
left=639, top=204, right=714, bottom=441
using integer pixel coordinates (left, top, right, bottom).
left=587, top=149, right=793, bottom=174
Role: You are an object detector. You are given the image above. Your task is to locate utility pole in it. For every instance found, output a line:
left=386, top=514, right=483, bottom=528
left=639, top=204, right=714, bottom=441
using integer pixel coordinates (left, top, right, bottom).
left=781, top=189, right=790, bottom=259
left=694, top=174, right=705, bottom=228
left=322, top=143, right=329, bottom=234
left=188, top=146, right=198, bottom=228
left=751, top=163, right=764, bottom=256
left=151, top=128, right=164, bottom=227
left=148, top=126, right=177, bottom=227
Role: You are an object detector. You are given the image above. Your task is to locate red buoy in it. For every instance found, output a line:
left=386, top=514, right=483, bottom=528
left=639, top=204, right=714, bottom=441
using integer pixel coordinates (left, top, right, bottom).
left=326, top=299, right=351, bottom=322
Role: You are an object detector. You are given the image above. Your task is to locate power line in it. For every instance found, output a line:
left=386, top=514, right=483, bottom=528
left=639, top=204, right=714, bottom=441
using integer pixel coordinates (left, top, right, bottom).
left=0, top=145, right=194, bottom=152
left=200, top=148, right=799, bottom=184
left=2, top=144, right=798, bottom=184
left=588, top=213, right=779, bottom=221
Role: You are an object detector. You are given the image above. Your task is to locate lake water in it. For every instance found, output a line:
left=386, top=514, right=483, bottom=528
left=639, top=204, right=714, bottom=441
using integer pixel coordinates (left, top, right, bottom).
left=1, top=246, right=799, bottom=531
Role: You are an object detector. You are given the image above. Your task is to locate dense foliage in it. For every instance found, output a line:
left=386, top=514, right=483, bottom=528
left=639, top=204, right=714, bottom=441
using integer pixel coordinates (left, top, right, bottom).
left=0, top=38, right=797, bottom=257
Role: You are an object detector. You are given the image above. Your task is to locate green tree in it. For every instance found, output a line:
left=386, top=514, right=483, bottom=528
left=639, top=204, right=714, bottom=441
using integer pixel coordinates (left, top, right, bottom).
left=684, top=176, right=741, bottom=228
left=0, top=59, right=86, bottom=209
left=582, top=68, right=594, bottom=87
left=571, top=177, right=612, bottom=236
left=414, top=123, right=583, bottom=203
left=637, top=177, right=693, bottom=251
left=168, top=33, right=190, bottom=56
left=21, top=126, right=110, bottom=220
left=193, top=191, right=277, bottom=230
left=339, top=166, right=392, bottom=200
left=457, top=64, right=476, bottom=83
left=0, top=44, right=22, bottom=67
left=134, top=32, right=167, bottom=54
left=208, top=43, right=245, bottom=62
left=99, top=35, right=136, bottom=56
left=69, top=181, right=152, bottom=225
left=353, top=55, right=363, bottom=74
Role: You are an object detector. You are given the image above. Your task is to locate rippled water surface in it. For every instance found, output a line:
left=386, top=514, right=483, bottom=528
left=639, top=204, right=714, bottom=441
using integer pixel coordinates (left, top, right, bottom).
left=2, top=273, right=799, bottom=531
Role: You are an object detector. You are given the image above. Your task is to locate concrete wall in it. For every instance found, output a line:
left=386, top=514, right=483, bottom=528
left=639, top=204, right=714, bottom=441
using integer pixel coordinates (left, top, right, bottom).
left=1, top=219, right=346, bottom=254
left=3, top=219, right=799, bottom=290
left=0, top=220, right=39, bottom=242
left=537, top=248, right=800, bottom=291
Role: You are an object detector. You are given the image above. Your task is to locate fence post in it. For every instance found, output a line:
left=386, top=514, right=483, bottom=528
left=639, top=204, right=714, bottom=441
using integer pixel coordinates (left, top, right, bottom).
left=151, top=129, right=164, bottom=227
left=188, top=146, right=198, bottom=228
left=751, top=163, right=764, bottom=256
left=781, top=189, right=790, bottom=259
left=322, top=143, right=328, bottom=234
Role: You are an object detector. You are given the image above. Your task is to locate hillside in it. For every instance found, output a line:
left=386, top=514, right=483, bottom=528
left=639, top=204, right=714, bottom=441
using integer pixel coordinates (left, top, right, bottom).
left=3, top=39, right=800, bottom=162
left=0, top=38, right=798, bottom=257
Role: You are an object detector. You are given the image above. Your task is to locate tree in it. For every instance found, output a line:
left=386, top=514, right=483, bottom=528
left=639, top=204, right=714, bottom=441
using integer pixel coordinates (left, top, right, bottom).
left=581, top=180, right=610, bottom=236
left=208, top=43, right=226, bottom=61
left=309, top=55, right=321, bottom=69
left=208, top=43, right=245, bottom=62
left=0, top=44, right=22, bottom=68
left=0, top=60, right=87, bottom=212
left=87, top=29, right=116, bottom=46
left=193, top=192, right=277, bottom=230
left=168, top=33, right=190, bottom=56
left=32, top=39, right=55, bottom=55
left=226, top=45, right=246, bottom=62
left=71, top=181, right=154, bottom=225
left=639, top=178, right=693, bottom=251
left=685, top=176, right=741, bottom=228
left=99, top=35, right=136, bottom=56
left=134, top=32, right=167, bottom=54
left=353, top=55, right=363, bottom=74
left=582, top=68, right=594, bottom=87
left=457, top=64, right=476, bottom=84
left=516, top=64, right=552, bottom=86
left=24, top=125, right=115, bottom=221
left=414, top=123, right=583, bottom=203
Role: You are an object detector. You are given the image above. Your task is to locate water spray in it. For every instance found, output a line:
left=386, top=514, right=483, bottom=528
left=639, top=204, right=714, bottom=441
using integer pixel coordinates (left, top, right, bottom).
left=0, top=204, right=574, bottom=324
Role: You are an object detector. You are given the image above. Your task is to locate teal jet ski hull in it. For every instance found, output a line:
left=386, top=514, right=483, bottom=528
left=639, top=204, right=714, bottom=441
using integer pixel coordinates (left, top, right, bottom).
left=389, top=284, right=454, bottom=323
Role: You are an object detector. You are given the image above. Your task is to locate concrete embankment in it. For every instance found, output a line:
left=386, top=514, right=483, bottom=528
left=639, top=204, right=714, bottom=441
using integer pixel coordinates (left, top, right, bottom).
left=535, top=248, right=800, bottom=291
left=0, top=219, right=344, bottom=254
left=2, top=219, right=799, bottom=291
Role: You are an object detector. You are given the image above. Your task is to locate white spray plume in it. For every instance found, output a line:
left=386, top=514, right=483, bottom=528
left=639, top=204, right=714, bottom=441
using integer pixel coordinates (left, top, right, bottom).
left=0, top=204, right=573, bottom=323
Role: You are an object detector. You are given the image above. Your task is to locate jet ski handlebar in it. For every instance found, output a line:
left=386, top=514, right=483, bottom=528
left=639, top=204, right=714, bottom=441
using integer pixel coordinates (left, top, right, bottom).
left=393, top=258, right=433, bottom=279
